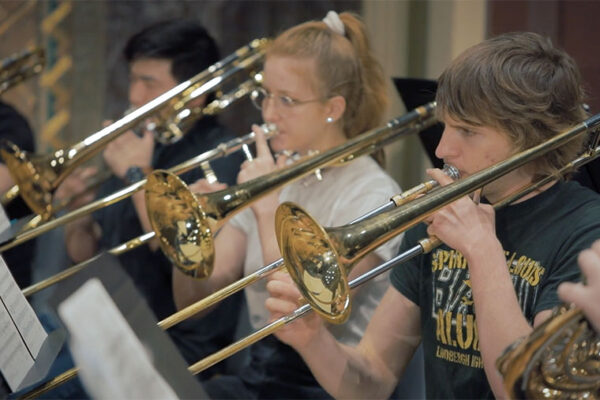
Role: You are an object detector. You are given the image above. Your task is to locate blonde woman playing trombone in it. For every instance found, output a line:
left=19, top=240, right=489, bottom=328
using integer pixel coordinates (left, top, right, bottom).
left=173, top=11, right=403, bottom=399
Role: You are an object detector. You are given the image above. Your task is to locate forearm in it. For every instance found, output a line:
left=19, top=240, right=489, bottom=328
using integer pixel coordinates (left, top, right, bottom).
left=65, top=216, right=99, bottom=262
left=172, top=267, right=218, bottom=312
left=298, top=325, right=397, bottom=399
left=131, top=190, right=158, bottom=251
left=254, top=206, right=280, bottom=265
left=466, top=240, right=532, bottom=397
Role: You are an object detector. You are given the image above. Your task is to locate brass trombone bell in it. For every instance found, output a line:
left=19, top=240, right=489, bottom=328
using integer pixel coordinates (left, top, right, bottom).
left=144, top=103, right=438, bottom=279
left=0, top=46, right=45, bottom=95
left=0, top=39, right=268, bottom=220
left=275, top=113, right=600, bottom=324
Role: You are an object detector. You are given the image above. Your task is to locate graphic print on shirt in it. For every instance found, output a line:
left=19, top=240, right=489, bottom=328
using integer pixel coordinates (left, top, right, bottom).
left=431, top=248, right=545, bottom=369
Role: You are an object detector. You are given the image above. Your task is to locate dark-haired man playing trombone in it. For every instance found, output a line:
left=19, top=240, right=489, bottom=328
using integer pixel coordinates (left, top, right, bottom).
left=58, top=19, right=244, bottom=381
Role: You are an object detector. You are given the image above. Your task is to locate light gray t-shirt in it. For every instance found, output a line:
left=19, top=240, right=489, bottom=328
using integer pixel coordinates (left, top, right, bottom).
left=229, top=155, right=402, bottom=346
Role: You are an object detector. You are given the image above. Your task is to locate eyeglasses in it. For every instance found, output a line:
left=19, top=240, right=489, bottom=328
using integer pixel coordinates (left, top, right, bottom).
left=250, top=87, right=325, bottom=111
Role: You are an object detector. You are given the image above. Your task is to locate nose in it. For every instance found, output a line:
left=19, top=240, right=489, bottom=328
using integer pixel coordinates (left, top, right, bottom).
left=261, top=97, right=280, bottom=124
left=435, top=126, right=459, bottom=161
left=128, top=80, right=145, bottom=108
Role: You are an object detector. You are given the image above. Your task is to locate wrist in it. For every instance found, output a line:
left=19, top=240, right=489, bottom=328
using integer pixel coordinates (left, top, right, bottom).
left=464, top=236, right=503, bottom=265
left=253, top=192, right=280, bottom=213
left=299, top=321, right=330, bottom=353
left=124, top=165, right=153, bottom=185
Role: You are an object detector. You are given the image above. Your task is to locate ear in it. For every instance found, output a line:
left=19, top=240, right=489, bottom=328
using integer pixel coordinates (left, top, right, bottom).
left=324, top=95, right=346, bottom=123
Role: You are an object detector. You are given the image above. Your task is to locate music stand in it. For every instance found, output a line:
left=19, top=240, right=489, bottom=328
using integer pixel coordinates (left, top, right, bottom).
left=393, top=78, right=444, bottom=169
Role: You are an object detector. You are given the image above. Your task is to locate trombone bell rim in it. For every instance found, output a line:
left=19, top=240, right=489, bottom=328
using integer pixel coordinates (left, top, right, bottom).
left=145, top=170, right=214, bottom=279
left=275, top=201, right=350, bottom=324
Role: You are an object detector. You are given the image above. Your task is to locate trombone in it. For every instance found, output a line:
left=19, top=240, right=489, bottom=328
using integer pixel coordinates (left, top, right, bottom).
left=19, top=105, right=437, bottom=398
left=22, top=113, right=600, bottom=399
left=0, top=39, right=268, bottom=220
left=188, top=112, right=600, bottom=372
left=0, top=46, right=45, bottom=95
left=20, top=104, right=437, bottom=297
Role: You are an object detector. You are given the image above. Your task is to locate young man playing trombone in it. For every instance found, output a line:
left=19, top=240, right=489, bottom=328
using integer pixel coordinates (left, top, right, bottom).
left=59, top=20, right=245, bottom=377
left=266, top=32, right=600, bottom=398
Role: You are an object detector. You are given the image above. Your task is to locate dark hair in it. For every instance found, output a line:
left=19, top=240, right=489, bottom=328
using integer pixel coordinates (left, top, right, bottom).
left=124, top=20, right=220, bottom=83
left=436, top=32, right=587, bottom=178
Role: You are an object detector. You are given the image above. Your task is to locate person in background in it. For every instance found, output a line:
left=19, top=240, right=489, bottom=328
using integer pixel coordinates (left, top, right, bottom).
left=59, top=19, right=245, bottom=378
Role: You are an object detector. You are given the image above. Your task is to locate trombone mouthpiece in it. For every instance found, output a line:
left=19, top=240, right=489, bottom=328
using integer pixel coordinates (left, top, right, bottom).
left=261, top=123, right=278, bottom=138
left=442, top=164, right=460, bottom=180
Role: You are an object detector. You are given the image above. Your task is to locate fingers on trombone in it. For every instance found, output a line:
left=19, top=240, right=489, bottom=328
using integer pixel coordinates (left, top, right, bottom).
left=54, top=166, right=98, bottom=201
left=188, top=178, right=227, bottom=194
left=252, top=123, right=272, bottom=160
left=79, top=166, right=99, bottom=179
left=274, top=151, right=289, bottom=168
left=266, top=271, right=301, bottom=305
left=471, top=188, right=482, bottom=205
left=426, top=167, right=455, bottom=186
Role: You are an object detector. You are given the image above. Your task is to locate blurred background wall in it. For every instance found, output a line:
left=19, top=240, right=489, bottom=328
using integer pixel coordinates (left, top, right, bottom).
left=1, top=0, right=599, bottom=189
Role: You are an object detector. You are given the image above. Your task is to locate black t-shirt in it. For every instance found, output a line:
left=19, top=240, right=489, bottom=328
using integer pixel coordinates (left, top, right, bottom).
left=92, top=116, right=245, bottom=372
left=391, top=180, right=600, bottom=399
left=0, top=101, right=36, bottom=287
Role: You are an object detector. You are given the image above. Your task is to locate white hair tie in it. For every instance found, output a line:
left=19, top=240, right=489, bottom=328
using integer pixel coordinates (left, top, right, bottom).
left=322, top=11, right=345, bottom=36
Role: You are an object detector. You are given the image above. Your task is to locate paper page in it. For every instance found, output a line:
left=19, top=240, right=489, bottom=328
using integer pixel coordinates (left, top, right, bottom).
left=0, top=203, right=10, bottom=233
left=0, top=255, right=47, bottom=391
left=59, top=278, right=178, bottom=400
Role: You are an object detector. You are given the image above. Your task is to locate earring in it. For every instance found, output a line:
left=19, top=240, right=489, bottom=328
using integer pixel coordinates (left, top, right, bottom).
left=326, top=116, right=334, bottom=123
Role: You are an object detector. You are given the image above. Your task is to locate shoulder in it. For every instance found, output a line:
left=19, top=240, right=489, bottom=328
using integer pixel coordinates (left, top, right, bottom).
left=333, top=156, right=399, bottom=193
left=539, top=181, right=600, bottom=256
left=556, top=180, right=600, bottom=214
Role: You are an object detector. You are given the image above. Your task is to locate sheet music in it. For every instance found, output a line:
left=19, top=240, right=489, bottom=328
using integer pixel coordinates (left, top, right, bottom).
left=59, top=278, right=178, bottom=399
left=0, top=255, right=47, bottom=391
left=0, top=203, right=11, bottom=233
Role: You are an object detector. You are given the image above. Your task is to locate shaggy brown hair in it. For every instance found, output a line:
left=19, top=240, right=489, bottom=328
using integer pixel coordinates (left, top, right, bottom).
left=436, top=32, right=587, bottom=179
